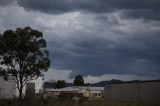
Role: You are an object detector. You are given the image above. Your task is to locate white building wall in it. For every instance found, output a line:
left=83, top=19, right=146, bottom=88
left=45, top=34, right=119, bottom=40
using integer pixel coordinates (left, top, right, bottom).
left=27, top=77, right=43, bottom=93
left=0, top=76, right=42, bottom=99
left=0, top=77, right=19, bottom=99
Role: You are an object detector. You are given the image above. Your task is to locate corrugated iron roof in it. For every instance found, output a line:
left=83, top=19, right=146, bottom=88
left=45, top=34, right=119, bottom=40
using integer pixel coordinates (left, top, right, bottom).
left=45, top=86, right=104, bottom=92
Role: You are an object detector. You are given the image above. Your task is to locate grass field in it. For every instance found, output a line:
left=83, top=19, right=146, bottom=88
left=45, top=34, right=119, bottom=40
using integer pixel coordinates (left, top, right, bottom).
left=0, top=99, right=160, bottom=106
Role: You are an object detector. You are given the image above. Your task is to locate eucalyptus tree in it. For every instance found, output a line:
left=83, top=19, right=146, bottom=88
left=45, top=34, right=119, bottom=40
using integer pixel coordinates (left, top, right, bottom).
left=0, top=26, right=50, bottom=99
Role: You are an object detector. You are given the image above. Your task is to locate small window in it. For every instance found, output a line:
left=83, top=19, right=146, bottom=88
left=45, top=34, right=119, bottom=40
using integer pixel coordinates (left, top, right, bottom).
left=95, top=93, right=97, bottom=96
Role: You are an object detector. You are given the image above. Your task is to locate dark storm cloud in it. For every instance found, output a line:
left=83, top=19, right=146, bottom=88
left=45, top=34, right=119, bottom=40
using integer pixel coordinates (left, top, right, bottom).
left=18, top=0, right=73, bottom=14
left=37, top=10, right=160, bottom=78
left=121, top=9, right=160, bottom=20
left=1, top=0, right=160, bottom=79
left=17, top=0, right=160, bottom=20
left=0, top=0, right=15, bottom=6
left=47, top=30, right=160, bottom=78
left=17, top=0, right=160, bottom=12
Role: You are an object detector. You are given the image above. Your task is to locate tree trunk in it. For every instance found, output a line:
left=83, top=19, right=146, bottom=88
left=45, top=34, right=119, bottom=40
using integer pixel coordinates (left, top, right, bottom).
left=19, top=86, right=23, bottom=100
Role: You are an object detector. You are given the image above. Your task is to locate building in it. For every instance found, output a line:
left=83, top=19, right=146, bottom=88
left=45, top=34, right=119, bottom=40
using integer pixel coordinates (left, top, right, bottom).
left=26, top=83, right=36, bottom=98
left=27, top=77, right=43, bottom=94
left=0, top=77, right=26, bottom=99
left=44, top=86, right=104, bottom=100
left=0, top=76, right=43, bottom=99
left=104, top=80, right=160, bottom=101
left=75, top=86, right=104, bottom=99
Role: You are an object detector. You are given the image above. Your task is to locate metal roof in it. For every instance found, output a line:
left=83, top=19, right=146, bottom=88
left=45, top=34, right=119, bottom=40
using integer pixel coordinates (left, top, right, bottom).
left=45, top=86, right=104, bottom=92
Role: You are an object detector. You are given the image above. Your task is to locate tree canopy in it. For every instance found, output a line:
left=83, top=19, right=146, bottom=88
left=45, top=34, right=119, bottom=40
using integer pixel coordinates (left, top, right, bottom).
left=0, top=26, right=50, bottom=99
left=74, top=74, right=84, bottom=86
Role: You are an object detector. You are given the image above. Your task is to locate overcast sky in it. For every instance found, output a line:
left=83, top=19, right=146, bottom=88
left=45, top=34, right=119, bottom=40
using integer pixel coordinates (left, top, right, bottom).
left=0, top=0, right=160, bottom=83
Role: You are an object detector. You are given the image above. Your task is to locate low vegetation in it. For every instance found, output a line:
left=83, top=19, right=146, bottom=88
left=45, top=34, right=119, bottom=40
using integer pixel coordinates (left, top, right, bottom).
left=0, top=99, right=160, bottom=106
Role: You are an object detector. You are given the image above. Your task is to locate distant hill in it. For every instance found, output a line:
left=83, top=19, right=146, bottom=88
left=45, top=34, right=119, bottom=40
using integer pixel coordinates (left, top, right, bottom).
left=108, top=79, right=124, bottom=84
left=44, top=79, right=160, bottom=88
left=92, top=79, right=124, bottom=87
left=92, top=81, right=109, bottom=87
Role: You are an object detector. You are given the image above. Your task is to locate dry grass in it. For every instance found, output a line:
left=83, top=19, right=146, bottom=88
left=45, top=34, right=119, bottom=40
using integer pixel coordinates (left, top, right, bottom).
left=0, top=99, right=160, bottom=106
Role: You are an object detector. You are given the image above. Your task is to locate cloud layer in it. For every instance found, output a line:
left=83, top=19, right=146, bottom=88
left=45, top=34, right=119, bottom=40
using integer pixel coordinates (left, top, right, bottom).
left=17, top=0, right=160, bottom=20
left=0, top=0, right=160, bottom=81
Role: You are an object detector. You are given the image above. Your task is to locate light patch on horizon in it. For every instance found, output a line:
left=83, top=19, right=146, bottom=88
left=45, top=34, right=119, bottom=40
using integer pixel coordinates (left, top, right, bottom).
left=44, top=68, right=72, bottom=82
left=83, top=74, right=160, bottom=83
